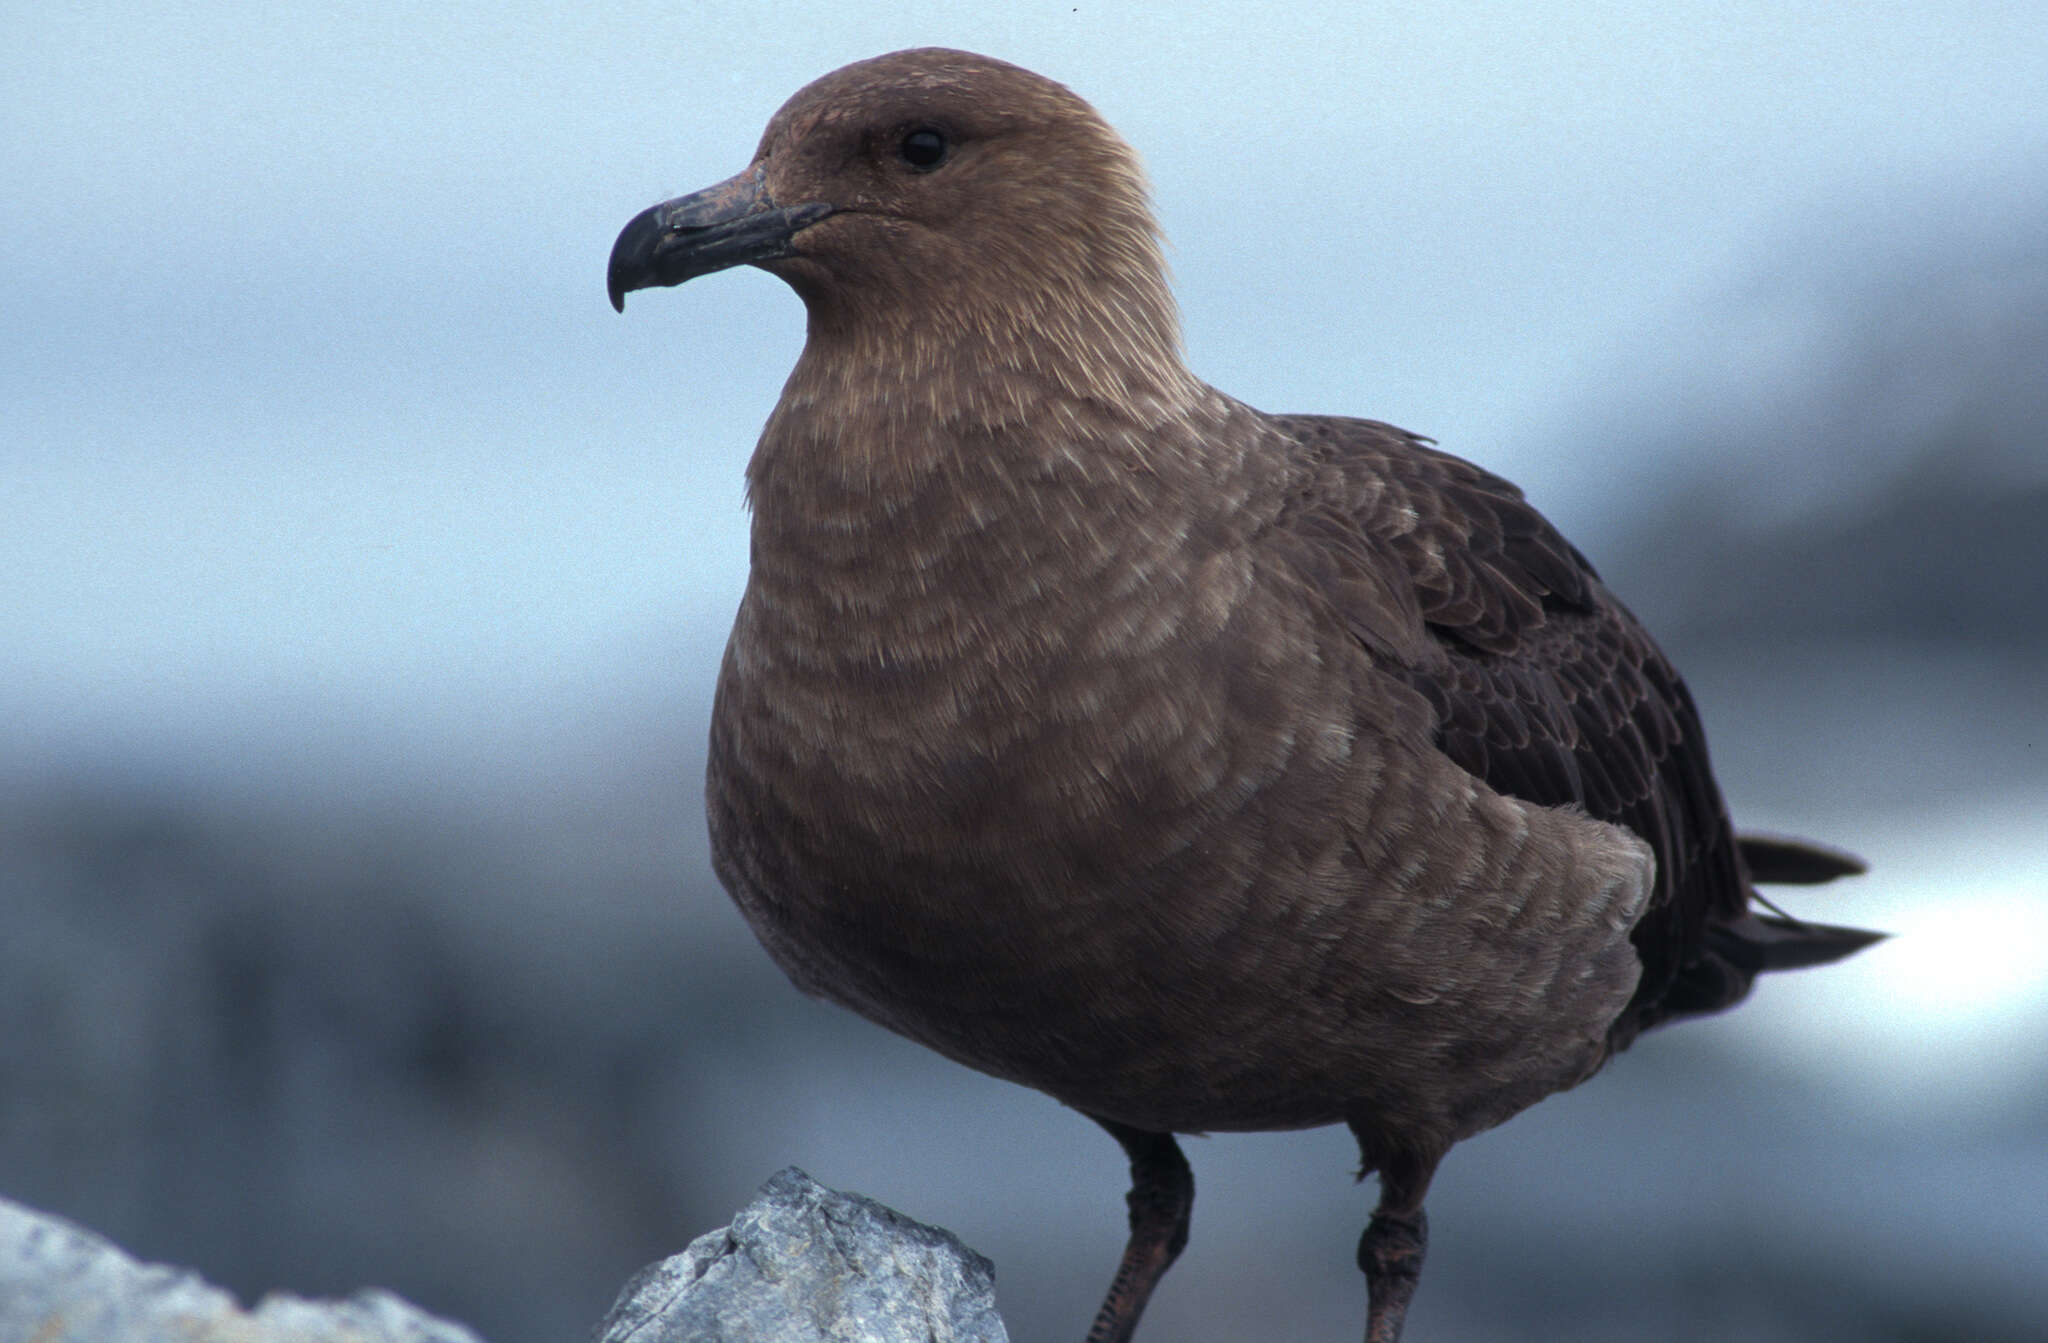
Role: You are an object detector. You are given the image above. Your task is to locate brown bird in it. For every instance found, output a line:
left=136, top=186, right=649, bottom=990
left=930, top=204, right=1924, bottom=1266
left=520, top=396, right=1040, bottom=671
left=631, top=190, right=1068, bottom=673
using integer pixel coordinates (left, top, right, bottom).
left=607, top=48, right=1881, bottom=1343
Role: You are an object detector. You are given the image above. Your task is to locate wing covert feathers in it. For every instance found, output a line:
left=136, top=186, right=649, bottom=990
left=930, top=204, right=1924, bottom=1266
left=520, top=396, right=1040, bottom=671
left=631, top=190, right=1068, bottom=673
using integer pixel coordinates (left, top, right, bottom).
left=1267, top=413, right=1863, bottom=1038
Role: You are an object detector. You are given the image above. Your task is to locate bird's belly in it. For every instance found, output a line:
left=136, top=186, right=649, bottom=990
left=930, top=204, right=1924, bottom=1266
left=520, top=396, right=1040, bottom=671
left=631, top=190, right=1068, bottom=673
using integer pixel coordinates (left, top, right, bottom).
left=707, top=645, right=1652, bottom=1139
left=710, top=817, right=1382, bottom=1132
left=704, top=663, right=1367, bottom=1128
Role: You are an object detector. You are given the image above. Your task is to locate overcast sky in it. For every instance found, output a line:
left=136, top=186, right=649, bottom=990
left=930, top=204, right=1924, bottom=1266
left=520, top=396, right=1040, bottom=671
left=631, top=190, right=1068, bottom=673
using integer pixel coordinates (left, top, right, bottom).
left=7, top=0, right=2045, bottom=769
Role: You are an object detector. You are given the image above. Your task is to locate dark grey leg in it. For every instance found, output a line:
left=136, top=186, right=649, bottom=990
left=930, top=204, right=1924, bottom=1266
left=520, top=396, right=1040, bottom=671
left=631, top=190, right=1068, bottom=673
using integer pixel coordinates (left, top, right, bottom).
left=1349, top=1131, right=1439, bottom=1343
left=1083, top=1117, right=1194, bottom=1343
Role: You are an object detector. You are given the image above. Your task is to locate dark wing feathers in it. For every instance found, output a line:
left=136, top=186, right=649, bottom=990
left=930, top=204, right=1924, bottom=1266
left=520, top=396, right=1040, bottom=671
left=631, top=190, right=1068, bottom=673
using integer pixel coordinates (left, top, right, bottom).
left=1268, top=414, right=1749, bottom=1036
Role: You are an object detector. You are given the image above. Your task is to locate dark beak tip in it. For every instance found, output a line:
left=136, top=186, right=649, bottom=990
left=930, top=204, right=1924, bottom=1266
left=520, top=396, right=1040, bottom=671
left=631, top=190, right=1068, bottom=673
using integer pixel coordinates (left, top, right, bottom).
left=607, top=200, right=665, bottom=315
left=608, top=172, right=829, bottom=311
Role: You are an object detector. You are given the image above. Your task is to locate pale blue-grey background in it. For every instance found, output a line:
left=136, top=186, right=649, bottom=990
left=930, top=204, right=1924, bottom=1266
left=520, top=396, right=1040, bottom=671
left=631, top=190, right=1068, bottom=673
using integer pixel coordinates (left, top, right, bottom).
left=4, top=4, right=2045, bottom=1340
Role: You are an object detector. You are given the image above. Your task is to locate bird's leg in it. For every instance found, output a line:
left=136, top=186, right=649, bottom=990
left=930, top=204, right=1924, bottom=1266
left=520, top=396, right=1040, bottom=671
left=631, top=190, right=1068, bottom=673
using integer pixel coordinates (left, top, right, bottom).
left=1349, top=1132, right=1440, bottom=1343
left=1083, top=1117, right=1193, bottom=1343
left=1359, top=1201, right=1427, bottom=1343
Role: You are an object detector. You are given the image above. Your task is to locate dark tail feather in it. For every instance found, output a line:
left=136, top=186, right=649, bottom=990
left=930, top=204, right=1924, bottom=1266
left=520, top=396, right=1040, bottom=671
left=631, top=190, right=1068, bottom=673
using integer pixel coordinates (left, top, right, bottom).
left=1623, top=831, right=1880, bottom=1039
left=1710, top=912, right=1888, bottom=974
left=1737, top=831, right=1868, bottom=885
left=1638, top=912, right=1887, bottom=1036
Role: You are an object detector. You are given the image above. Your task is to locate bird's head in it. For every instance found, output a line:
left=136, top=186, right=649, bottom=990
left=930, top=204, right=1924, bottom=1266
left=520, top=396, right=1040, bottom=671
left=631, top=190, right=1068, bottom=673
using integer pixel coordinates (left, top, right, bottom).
left=608, top=49, right=1189, bottom=399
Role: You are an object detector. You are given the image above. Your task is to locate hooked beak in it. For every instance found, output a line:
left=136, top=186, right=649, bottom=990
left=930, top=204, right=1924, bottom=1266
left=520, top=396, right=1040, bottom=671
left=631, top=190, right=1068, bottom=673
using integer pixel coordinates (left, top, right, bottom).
left=607, top=166, right=834, bottom=312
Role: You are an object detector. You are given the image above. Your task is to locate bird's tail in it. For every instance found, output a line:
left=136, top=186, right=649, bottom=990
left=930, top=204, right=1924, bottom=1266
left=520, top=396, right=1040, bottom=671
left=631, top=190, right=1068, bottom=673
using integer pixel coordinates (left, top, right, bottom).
left=1633, top=829, right=1884, bottom=1036
left=1736, top=831, right=1868, bottom=885
left=1720, top=829, right=1886, bottom=972
left=1709, top=911, right=1888, bottom=973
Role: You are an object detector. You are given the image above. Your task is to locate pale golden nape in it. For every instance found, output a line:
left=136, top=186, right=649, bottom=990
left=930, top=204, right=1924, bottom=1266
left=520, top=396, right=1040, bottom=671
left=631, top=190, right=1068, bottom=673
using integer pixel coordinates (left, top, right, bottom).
left=607, top=46, right=1878, bottom=1343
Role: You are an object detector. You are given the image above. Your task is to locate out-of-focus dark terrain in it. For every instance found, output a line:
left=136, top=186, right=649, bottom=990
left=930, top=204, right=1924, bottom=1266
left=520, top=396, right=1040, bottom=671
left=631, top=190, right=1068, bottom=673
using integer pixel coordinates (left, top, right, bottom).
left=4, top=218, right=2044, bottom=1343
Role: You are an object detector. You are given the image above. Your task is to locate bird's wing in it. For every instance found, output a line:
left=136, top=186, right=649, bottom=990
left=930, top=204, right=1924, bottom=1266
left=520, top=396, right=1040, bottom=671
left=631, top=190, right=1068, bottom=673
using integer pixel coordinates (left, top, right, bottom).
left=1265, top=413, right=1747, bottom=1031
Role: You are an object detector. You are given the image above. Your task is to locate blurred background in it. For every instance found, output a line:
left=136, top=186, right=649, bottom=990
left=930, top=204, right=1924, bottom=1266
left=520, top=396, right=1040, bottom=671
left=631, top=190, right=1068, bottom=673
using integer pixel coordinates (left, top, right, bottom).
left=4, top=3, right=2044, bottom=1340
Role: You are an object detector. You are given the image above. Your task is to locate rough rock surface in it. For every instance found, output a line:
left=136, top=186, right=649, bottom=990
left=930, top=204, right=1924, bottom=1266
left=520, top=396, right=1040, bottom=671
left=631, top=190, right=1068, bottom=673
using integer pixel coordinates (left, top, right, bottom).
left=2, top=1170, right=1006, bottom=1343
left=0, top=1193, right=484, bottom=1343
left=595, top=1166, right=1010, bottom=1343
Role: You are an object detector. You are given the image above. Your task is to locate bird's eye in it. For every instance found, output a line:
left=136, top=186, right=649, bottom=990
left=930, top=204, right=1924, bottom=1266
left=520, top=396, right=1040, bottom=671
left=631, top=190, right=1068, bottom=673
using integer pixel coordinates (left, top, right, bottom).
left=898, top=128, right=949, bottom=171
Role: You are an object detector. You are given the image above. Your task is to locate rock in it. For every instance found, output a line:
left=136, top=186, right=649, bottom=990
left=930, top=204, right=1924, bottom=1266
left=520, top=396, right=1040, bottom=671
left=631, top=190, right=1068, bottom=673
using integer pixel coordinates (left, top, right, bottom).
left=1, top=1170, right=1006, bottom=1343
left=0, top=1194, right=485, bottom=1343
left=595, top=1167, right=1009, bottom=1343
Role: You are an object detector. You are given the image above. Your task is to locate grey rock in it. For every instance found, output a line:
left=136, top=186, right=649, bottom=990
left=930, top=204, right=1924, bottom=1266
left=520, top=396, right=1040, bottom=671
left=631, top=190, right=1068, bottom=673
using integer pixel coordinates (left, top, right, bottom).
left=596, top=1167, right=1009, bottom=1343
left=0, top=1193, right=485, bottom=1343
